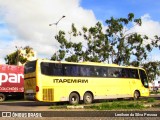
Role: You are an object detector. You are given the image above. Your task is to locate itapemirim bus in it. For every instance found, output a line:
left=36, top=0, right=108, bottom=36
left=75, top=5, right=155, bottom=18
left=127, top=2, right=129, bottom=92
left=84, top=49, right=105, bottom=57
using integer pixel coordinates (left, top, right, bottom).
left=24, top=59, right=149, bottom=104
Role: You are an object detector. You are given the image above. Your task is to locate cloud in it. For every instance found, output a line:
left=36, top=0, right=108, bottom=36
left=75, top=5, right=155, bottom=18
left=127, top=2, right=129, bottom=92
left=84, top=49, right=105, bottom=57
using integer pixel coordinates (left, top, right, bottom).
left=128, top=14, right=160, bottom=61
left=107, top=13, right=160, bottom=61
left=0, top=0, right=97, bottom=63
left=131, top=14, right=160, bottom=40
left=0, top=0, right=160, bottom=64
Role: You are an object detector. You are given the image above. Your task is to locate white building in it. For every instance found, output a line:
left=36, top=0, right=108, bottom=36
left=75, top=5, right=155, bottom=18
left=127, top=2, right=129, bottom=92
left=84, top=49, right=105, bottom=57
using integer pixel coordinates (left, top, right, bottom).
left=153, top=80, right=160, bottom=88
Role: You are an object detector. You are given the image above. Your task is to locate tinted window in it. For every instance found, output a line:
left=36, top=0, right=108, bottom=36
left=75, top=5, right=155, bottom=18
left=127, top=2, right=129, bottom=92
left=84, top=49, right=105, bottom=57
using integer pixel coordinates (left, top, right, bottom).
left=79, top=66, right=90, bottom=76
left=41, top=62, right=63, bottom=76
left=108, top=68, right=124, bottom=78
left=40, top=62, right=140, bottom=79
left=107, top=68, right=139, bottom=78
left=84, top=66, right=108, bottom=77
left=64, top=65, right=79, bottom=76
left=121, top=68, right=129, bottom=78
left=24, top=61, right=36, bottom=74
left=98, top=67, right=108, bottom=77
left=129, top=69, right=139, bottom=79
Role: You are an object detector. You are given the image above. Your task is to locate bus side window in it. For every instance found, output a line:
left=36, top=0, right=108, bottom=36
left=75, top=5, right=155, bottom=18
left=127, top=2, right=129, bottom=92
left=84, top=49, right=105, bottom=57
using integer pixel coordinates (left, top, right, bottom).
left=63, top=65, right=79, bottom=76
left=94, top=67, right=99, bottom=76
left=85, top=67, right=90, bottom=76
left=53, top=63, right=63, bottom=76
left=108, top=67, right=113, bottom=77
left=115, top=68, right=122, bottom=77
left=79, top=66, right=91, bottom=77
left=41, top=62, right=49, bottom=75
left=129, top=69, right=139, bottom=79
left=70, top=65, right=79, bottom=76
left=97, top=67, right=107, bottom=77
left=113, top=70, right=119, bottom=77
left=100, top=67, right=107, bottom=77
left=121, top=68, right=128, bottom=78
left=64, top=65, right=70, bottom=76
left=108, top=68, right=121, bottom=78
left=108, top=68, right=117, bottom=77
left=90, top=66, right=95, bottom=77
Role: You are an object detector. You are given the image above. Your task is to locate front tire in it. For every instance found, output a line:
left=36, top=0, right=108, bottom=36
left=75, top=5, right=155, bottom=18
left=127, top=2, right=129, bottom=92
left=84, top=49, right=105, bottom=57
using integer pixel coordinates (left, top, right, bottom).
left=134, top=91, right=140, bottom=100
left=69, top=92, right=80, bottom=105
left=0, top=93, right=6, bottom=102
left=83, top=92, right=93, bottom=104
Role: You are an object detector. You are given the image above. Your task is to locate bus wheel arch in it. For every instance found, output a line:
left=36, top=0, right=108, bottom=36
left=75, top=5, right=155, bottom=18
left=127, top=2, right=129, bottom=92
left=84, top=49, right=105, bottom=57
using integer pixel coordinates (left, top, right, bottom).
left=0, top=93, right=6, bottom=102
left=133, top=90, right=140, bottom=100
left=69, top=91, right=80, bottom=105
left=83, top=91, right=94, bottom=104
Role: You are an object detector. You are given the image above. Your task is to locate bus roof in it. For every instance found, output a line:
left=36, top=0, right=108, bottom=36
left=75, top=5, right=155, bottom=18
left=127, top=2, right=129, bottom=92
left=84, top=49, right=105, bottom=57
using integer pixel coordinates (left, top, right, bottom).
left=32, top=59, right=144, bottom=70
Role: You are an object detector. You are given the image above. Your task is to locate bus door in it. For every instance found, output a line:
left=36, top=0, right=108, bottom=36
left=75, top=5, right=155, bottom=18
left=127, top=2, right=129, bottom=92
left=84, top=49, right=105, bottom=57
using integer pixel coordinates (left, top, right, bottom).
left=128, top=69, right=139, bottom=94
left=120, top=68, right=131, bottom=95
left=107, top=68, right=130, bottom=96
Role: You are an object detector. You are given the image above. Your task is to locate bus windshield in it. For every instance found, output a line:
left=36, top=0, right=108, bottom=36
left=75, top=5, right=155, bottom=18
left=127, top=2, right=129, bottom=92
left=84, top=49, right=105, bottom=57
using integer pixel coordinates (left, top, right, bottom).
left=24, top=60, right=36, bottom=74
left=139, top=69, right=149, bottom=88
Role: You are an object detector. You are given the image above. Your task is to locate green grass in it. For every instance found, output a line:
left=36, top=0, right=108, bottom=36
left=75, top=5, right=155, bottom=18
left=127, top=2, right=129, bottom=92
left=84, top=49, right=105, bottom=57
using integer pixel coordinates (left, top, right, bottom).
left=147, top=98, right=156, bottom=103
left=49, top=99, right=159, bottom=110
left=150, top=91, right=160, bottom=94
left=87, top=101, right=144, bottom=110
left=49, top=105, right=67, bottom=109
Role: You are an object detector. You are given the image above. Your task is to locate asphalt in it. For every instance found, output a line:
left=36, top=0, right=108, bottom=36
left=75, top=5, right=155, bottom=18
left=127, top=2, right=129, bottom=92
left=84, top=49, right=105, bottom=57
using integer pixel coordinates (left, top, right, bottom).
left=0, top=94, right=160, bottom=120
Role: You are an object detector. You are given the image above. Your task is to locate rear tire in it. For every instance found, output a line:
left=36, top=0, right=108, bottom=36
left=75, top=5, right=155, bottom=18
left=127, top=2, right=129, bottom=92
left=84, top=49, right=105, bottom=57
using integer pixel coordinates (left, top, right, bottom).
left=83, top=92, right=93, bottom=104
left=69, top=92, right=80, bottom=105
left=0, top=93, right=6, bottom=102
left=134, top=91, right=140, bottom=100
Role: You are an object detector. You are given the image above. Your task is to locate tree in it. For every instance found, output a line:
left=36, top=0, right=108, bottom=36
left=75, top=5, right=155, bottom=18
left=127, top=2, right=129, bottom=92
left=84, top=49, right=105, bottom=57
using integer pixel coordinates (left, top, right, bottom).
left=51, top=22, right=110, bottom=62
left=5, top=46, right=35, bottom=65
left=142, top=61, right=160, bottom=82
left=51, top=13, right=160, bottom=81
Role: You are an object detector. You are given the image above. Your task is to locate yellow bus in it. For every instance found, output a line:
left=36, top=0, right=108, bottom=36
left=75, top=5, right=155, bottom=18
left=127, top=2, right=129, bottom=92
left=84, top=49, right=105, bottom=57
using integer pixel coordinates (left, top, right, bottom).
left=24, top=59, right=149, bottom=104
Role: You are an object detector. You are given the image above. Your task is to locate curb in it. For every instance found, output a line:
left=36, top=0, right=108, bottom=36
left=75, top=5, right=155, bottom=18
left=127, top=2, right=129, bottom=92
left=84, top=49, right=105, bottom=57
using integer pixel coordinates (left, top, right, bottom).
left=143, top=104, right=152, bottom=107
left=67, top=106, right=84, bottom=109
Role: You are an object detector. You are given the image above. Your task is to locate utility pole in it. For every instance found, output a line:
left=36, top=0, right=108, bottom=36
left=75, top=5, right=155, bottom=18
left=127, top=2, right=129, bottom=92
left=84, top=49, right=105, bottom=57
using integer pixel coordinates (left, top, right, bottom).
left=49, top=15, right=66, bottom=35
left=15, top=46, right=22, bottom=65
left=49, top=16, right=66, bottom=61
left=49, top=15, right=66, bottom=26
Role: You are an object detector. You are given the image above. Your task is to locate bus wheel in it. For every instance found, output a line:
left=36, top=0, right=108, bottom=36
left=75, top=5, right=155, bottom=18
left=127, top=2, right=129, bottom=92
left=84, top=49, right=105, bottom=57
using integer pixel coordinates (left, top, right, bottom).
left=0, top=93, right=6, bottom=102
left=83, top=92, right=93, bottom=104
left=69, top=92, right=80, bottom=105
left=134, top=91, right=140, bottom=100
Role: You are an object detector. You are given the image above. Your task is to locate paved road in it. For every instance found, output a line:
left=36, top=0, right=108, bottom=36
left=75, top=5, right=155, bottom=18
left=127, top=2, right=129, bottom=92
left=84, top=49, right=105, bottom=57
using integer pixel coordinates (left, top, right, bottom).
left=0, top=101, right=52, bottom=111
left=0, top=94, right=159, bottom=120
left=0, top=94, right=160, bottom=111
left=149, top=94, right=160, bottom=99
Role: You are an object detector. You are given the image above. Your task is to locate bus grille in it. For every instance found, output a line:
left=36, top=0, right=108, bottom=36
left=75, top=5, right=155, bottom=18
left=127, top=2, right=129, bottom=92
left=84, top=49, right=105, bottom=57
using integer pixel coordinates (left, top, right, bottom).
left=43, top=88, right=54, bottom=101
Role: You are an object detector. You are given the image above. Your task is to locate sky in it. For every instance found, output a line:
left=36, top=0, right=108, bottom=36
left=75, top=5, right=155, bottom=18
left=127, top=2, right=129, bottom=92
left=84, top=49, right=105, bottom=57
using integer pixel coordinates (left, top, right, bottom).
left=0, top=0, right=160, bottom=64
